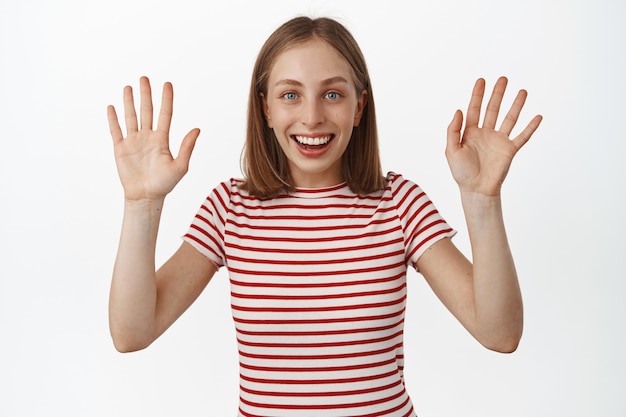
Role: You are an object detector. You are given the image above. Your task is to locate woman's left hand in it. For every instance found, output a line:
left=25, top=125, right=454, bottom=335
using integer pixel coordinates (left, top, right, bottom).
left=446, top=77, right=542, bottom=197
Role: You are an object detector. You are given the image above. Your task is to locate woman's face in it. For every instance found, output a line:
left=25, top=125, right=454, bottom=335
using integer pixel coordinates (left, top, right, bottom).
left=262, top=38, right=367, bottom=188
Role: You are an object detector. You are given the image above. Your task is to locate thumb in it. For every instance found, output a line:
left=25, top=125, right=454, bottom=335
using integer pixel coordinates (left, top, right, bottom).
left=175, top=128, right=200, bottom=172
left=446, top=110, right=463, bottom=153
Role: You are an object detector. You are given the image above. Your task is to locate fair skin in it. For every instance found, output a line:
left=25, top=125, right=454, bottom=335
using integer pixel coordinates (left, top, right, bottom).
left=107, top=40, right=541, bottom=353
left=261, top=39, right=367, bottom=188
left=107, top=78, right=215, bottom=352
left=419, top=77, right=542, bottom=352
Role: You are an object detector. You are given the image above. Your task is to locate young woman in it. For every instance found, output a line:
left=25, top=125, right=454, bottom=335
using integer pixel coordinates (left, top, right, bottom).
left=107, top=16, right=542, bottom=417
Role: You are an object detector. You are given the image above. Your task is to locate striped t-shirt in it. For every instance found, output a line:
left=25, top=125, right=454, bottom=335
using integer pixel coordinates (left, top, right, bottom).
left=184, top=172, right=455, bottom=417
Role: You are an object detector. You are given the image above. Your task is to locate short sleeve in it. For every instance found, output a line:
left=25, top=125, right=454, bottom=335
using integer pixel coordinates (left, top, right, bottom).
left=182, top=181, right=232, bottom=269
left=388, top=173, right=456, bottom=271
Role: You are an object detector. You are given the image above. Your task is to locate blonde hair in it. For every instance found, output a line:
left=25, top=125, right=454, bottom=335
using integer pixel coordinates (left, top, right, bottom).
left=240, top=16, right=385, bottom=197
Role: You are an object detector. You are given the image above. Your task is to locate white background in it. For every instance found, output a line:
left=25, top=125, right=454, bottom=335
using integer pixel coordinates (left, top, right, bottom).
left=1, top=0, right=625, bottom=416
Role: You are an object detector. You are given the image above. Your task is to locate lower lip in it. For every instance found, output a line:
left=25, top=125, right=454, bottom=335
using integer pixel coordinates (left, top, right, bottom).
left=293, top=137, right=334, bottom=158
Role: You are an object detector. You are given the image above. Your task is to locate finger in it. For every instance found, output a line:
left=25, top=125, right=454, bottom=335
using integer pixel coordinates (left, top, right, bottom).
left=139, top=76, right=153, bottom=130
left=107, top=105, right=124, bottom=144
left=446, top=110, right=463, bottom=153
left=175, top=128, right=201, bottom=173
left=123, top=85, right=138, bottom=134
left=511, top=115, right=542, bottom=151
left=483, top=76, right=508, bottom=129
left=156, top=82, right=174, bottom=135
left=499, top=88, right=527, bottom=136
left=465, top=78, right=485, bottom=128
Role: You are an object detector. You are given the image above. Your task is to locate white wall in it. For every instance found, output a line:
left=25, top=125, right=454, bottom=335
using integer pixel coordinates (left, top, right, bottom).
left=1, top=0, right=624, bottom=416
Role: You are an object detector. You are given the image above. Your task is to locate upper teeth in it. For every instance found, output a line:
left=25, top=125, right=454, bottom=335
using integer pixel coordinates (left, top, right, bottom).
left=294, top=135, right=332, bottom=146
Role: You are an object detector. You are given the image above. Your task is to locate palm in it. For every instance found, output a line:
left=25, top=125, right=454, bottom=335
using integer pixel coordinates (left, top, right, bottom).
left=107, top=77, right=199, bottom=201
left=446, top=77, right=542, bottom=196
left=113, top=129, right=185, bottom=200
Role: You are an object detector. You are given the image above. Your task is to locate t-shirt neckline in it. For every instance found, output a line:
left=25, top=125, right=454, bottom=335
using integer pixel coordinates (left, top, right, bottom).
left=289, top=182, right=351, bottom=199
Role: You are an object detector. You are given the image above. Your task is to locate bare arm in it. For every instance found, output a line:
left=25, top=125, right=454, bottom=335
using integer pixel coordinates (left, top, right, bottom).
left=110, top=235, right=216, bottom=352
left=107, top=77, right=215, bottom=352
left=417, top=77, right=542, bottom=353
left=417, top=206, right=522, bottom=353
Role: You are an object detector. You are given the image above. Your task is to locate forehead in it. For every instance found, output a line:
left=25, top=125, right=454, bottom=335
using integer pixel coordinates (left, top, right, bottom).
left=268, top=38, right=353, bottom=85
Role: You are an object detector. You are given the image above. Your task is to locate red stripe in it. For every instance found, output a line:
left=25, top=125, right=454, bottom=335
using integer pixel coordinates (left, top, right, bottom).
left=227, top=249, right=405, bottom=267
left=240, top=379, right=402, bottom=397
left=188, top=222, right=222, bottom=245
left=232, top=294, right=406, bottom=313
left=404, top=200, right=434, bottom=229
left=409, top=209, right=439, bottom=236
left=232, top=282, right=405, bottom=301
left=233, top=308, right=405, bottom=326
left=239, top=357, right=399, bottom=373
left=226, top=216, right=397, bottom=232
left=182, top=233, right=221, bottom=260
left=225, top=223, right=402, bottom=243
left=240, top=369, right=399, bottom=386
left=236, top=318, right=404, bottom=337
left=227, top=260, right=406, bottom=278
left=225, top=236, right=404, bottom=254
left=228, top=198, right=391, bottom=211
left=238, top=401, right=414, bottom=417
left=407, top=226, right=454, bottom=260
left=239, top=387, right=406, bottom=410
left=238, top=342, right=404, bottom=361
left=237, top=329, right=403, bottom=349
left=231, top=271, right=404, bottom=288
left=227, top=204, right=396, bottom=221
left=359, top=397, right=414, bottom=417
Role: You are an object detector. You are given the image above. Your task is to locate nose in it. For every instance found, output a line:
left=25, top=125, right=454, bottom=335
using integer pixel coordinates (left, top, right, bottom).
left=300, top=98, right=325, bottom=127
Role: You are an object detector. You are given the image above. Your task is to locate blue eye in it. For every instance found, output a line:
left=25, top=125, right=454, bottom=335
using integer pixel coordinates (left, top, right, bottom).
left=325, top=91, right=340, bottom=100
left=283, top=92, right=297, bottom=100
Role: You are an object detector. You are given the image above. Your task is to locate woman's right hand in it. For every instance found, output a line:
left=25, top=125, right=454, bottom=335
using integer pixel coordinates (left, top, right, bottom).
left=107, top=76, right=200, bottom=202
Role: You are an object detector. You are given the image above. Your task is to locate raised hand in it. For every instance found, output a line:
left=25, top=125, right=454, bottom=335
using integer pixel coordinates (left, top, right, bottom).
left=107, top=76, right=200, bottom=202
left=445, top=77, right=542, bottom=197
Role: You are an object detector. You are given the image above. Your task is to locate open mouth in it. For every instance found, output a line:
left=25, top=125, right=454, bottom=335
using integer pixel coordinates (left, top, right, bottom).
left=292, top=135, right=334, bottom=150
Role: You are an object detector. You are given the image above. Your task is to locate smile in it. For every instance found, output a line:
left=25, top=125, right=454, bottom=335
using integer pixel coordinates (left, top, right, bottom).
left=292, top=135, right=334, bottom=149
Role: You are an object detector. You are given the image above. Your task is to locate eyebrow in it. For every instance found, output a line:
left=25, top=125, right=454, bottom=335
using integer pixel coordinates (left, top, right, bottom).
left=273, top=76, right=349, bottom=88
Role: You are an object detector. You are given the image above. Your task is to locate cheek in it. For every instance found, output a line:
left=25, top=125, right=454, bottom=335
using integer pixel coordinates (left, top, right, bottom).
left=269, top=107, right=292, bottom=125
left=337, top=107, right=358, bottom=127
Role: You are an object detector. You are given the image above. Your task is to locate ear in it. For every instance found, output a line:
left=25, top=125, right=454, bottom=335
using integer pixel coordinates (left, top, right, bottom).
left=259, top=92, right=273, bottom=128
left=353, top=89, right=368, bottom=127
